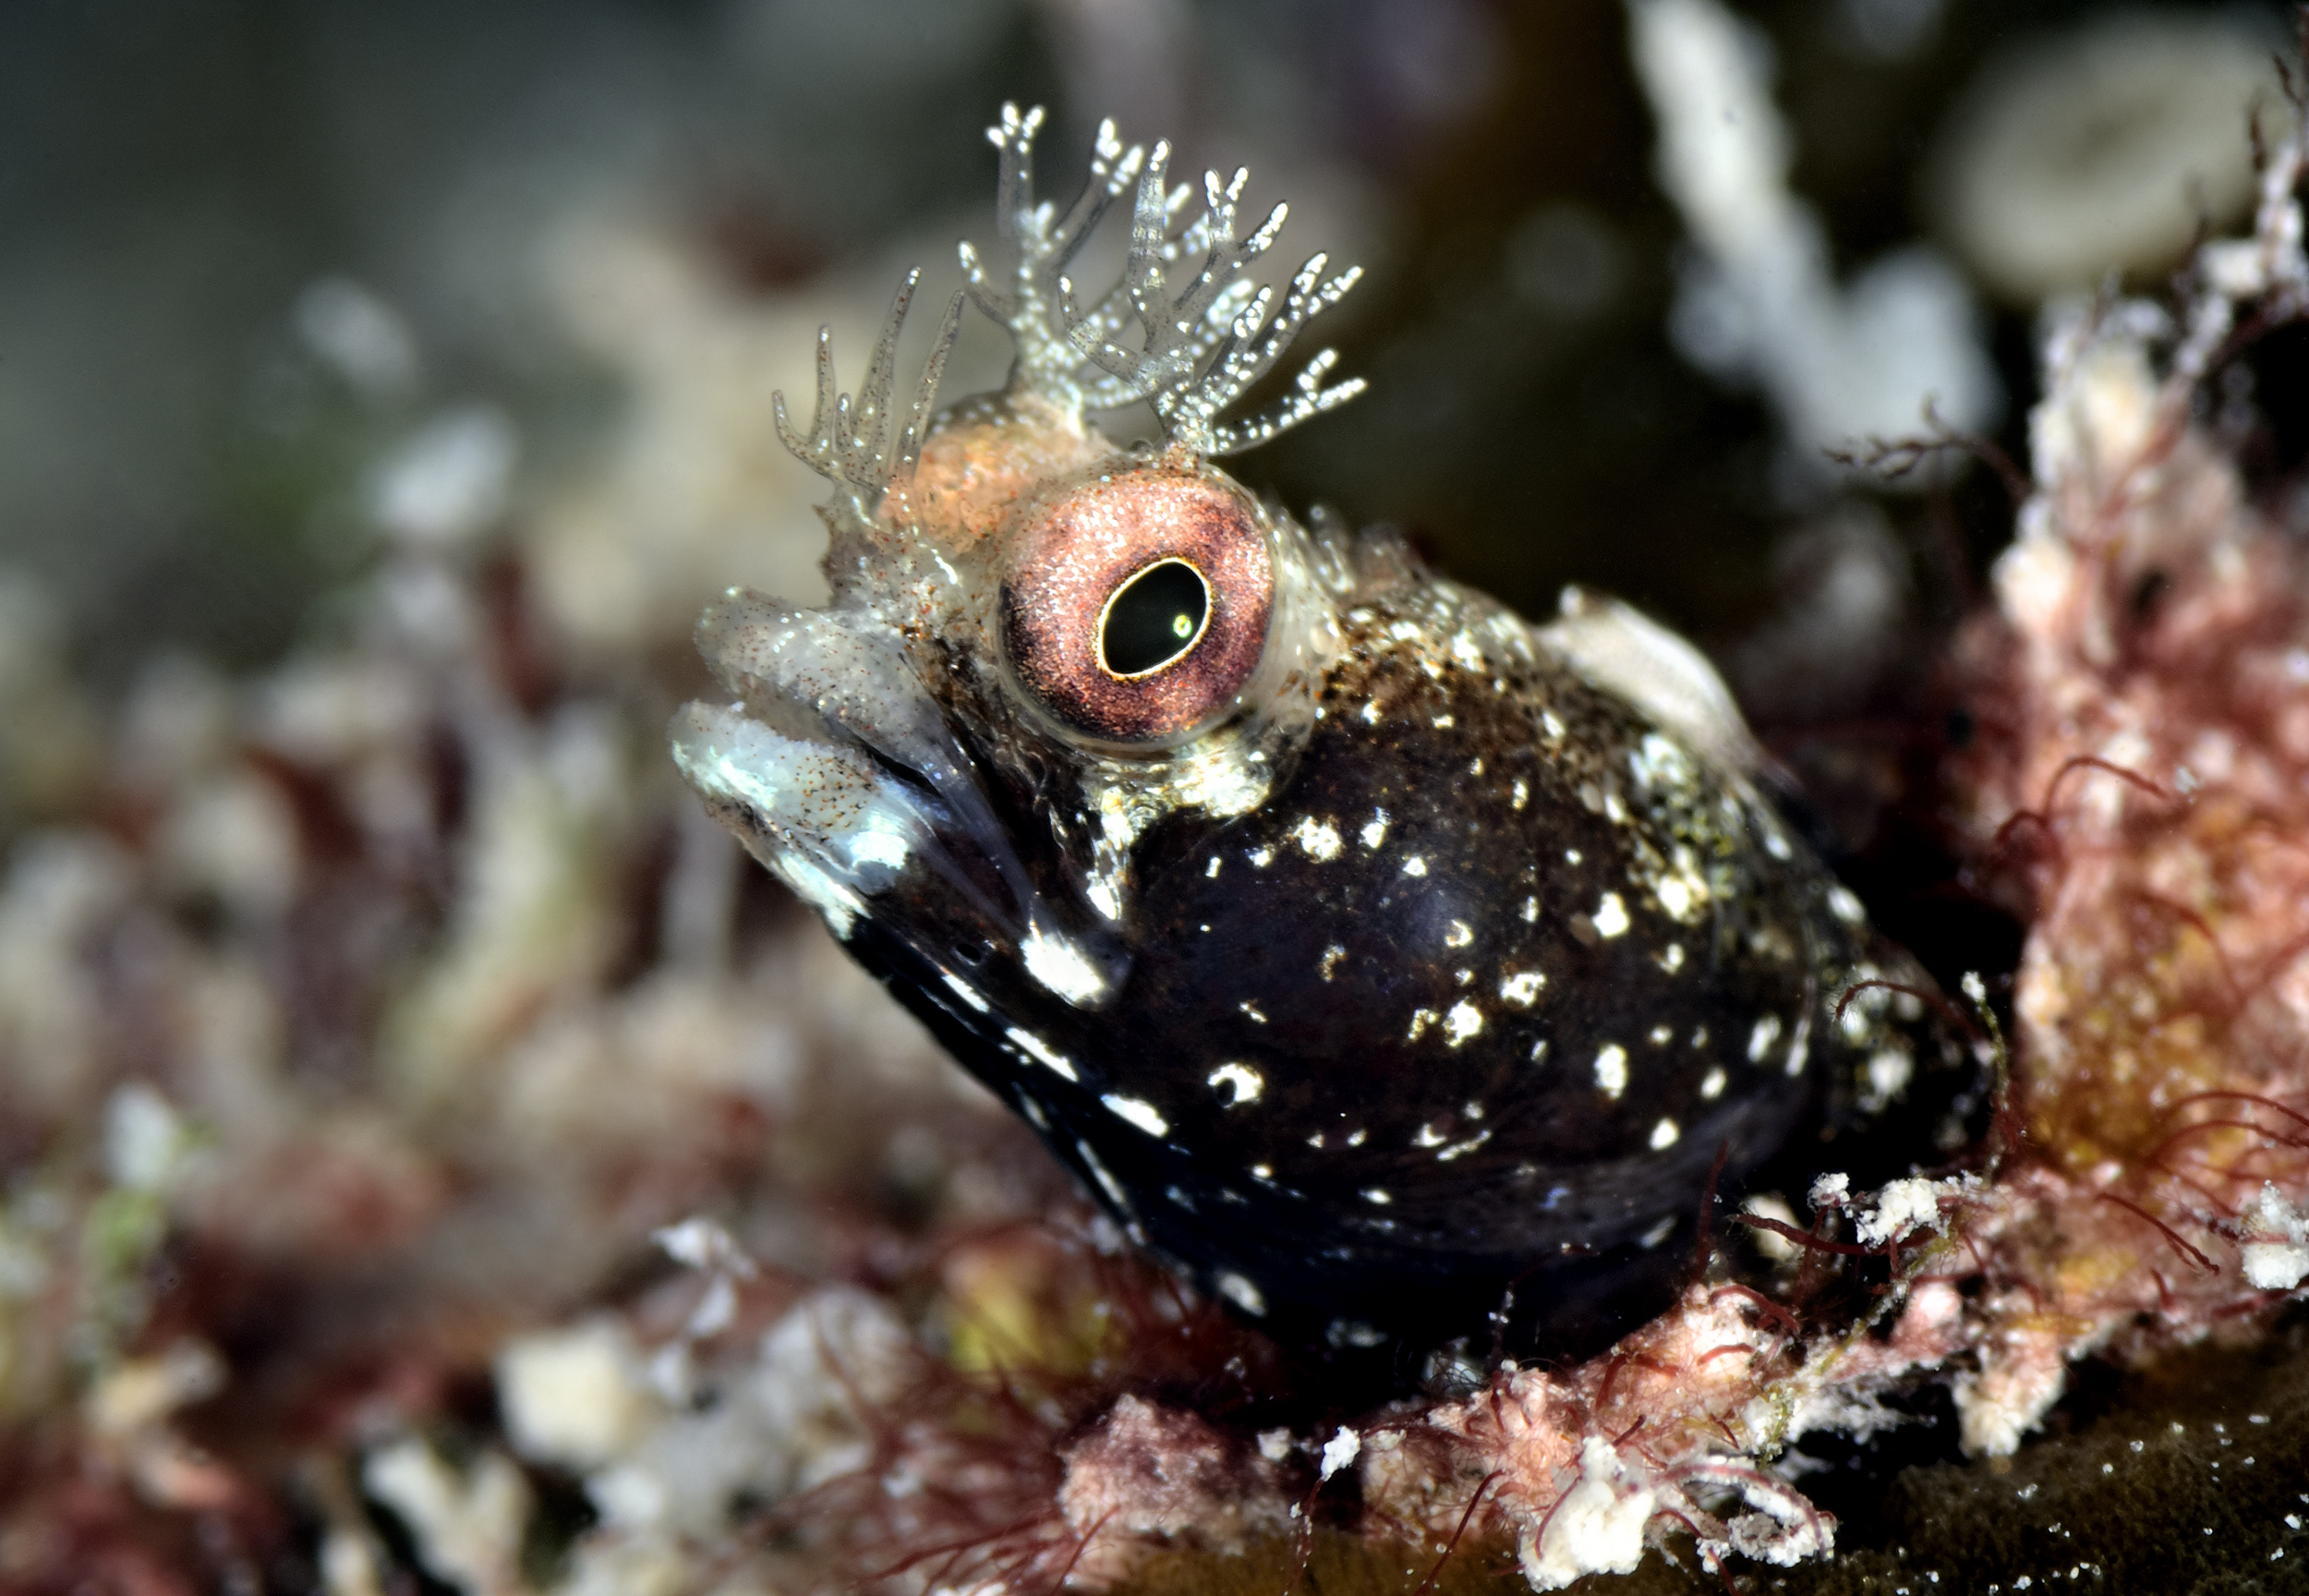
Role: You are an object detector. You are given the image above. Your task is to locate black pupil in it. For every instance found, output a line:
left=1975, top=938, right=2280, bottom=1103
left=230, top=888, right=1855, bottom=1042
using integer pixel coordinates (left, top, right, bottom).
left=1100, top=560, right=1209, bottom=676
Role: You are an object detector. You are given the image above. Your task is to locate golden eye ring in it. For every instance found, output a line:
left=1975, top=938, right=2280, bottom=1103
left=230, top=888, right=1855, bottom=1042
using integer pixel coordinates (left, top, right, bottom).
left=1095, top=557, right=1214, bottom=682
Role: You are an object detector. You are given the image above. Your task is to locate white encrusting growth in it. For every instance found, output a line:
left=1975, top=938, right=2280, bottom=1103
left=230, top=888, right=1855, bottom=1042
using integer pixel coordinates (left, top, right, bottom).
left=1102, top=1094, right=1169, bottom=1137
left=1521, top=1436, right=1656, bottom=1587
left=2242, top=1182, right=2309, bottom=1291
left=1595, top=1044, right=1629, bottom=1098
left=1850, top=1176, right=1949, bottom=1248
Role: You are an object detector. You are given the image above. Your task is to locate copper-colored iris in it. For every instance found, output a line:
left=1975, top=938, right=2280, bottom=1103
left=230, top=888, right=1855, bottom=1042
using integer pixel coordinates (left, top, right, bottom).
left=1000, top=465, right=1274, bottom=744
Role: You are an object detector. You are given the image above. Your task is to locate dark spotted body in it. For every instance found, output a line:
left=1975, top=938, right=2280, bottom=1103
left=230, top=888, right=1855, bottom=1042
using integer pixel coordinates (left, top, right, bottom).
left=812, top=581, right=1977, bottom=1354
left=671, top=107, right=1985, bottom=1364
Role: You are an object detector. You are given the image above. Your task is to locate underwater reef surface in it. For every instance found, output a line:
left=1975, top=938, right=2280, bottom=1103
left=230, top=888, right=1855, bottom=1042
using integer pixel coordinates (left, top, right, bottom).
left=9, top=6, right=2309, bottom=1595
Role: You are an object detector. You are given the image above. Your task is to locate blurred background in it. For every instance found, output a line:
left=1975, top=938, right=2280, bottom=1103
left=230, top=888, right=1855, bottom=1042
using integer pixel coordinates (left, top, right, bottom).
left=1, top=2, right=2305, bottom=1591
left=1, top=0, right=2297, bottom=698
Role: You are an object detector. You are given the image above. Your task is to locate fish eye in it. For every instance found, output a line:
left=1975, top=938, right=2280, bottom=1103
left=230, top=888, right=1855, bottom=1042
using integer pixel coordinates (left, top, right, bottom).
left=1000, top=466, right=1274, bottom=745
left=1098, top=559, right=1211, bottom=679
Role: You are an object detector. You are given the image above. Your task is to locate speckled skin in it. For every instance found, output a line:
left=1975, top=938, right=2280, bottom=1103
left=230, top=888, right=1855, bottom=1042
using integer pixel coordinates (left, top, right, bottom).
left=671, top=115, right=1987, bottom=1360
left=794, top=562, right=1980, bottom=1354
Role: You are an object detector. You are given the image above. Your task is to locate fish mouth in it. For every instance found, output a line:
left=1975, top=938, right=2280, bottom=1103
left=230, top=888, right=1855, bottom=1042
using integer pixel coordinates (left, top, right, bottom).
left=670, top=588, right=1122, bottom=1008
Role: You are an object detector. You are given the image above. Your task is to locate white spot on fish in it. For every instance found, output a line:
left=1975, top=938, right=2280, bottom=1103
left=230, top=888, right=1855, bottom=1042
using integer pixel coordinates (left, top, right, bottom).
left=1102, top=1094, right=1169, bottom=1137
left=1206, top=855, right=1224, bottom=878
left=1360, top=701, right=1382, bottom=724
left=1444, top=1001, right=1484, bottom=1046
left=1437, top=1130, right=1492, bottom=1161
left=1649, top=1023, right=1672, bottom=1046
left=1413, top=1123, right=1447, bottom=1148
left=1007, top=1027, right=1078, bottom=1082
left=1432, top=715, right=1455, bottom=729
left=1208, top=1063, right=1264, bottom=1106
left=1521, top=896, right=1540, bottom=923
left=1078, top=1141, right=1131, bottom=1211
left=1248, top=846, right=1275, bottom=867
left=1239, top=1000, right=1268, bottom=1024
left=1595, top=1044, right=1628, bottom=1098
left=1319, top=944, right=1347, bottom=980
left=1022, top=929, right=1108, bottom=1006
left=1345, top=1128, right=1368, bottom=1147
left=1699, top=1066, right=1727, bottom=1099
left=1828, top=885, right=1867, bottom=925
left=1658, top=942, right=1686, bottom=973
left=1500, top=971, right=1545, bottom=1006
left=1361, top=810, right=1390, bottom=849
left=1864, top=1047, right=1912, bottom=1106
left=1217, top=1272, right=1266, bottom=1315
left=1294, top=816, right=1343, bottom=861
left=1445, top=920, right=1473, bottom=949
left=1593, top=892, right=1630, bottom=938
left=1650, top=1117, right=1681, bottom=1150
left=1748, top=1014, right=1783, bottom=1063
left=1362, top=1188, right=1392, bottom=1205
left=1407, top=1007, right=1438, bottom=1041
left=941, top=971, right=991, bottom=1012
left=1402, top=854, right=1429, bottom=877
left=1511, top=779, right=1529, bottom=811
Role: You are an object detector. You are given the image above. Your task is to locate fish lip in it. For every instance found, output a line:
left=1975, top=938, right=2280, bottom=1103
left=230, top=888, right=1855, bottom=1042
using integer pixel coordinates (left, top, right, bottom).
left=675, top=592, right=1127, bottom=1008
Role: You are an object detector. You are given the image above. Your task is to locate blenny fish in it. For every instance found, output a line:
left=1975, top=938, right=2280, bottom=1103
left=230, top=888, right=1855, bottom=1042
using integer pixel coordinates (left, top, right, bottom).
left=672, top=108, right=1984, bottom=1359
